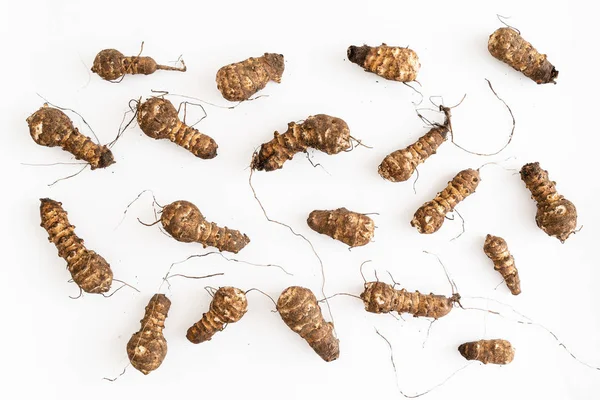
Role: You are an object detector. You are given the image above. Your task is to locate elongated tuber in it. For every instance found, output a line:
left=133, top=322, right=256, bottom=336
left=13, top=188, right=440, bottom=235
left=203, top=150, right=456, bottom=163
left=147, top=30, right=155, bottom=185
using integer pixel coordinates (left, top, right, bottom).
left=458, top=339, right=514, bottom=364
left=411, top=168, right=480, bottom=234
left=488, top=27, right=558, bottom=84
left=484, top=234, right=521, bottom=295
left=379, top=109, right=451, bottom=182
left=347, top=44, right=420, bottom=82
left=27, top=104, right=114, bottom=169
left=251, top=114, right=350, bottom=171
left=307, top=207, right=374, bottom=247
left=187, top=287, right=248, bottom=344
left=127, top=294, right=171, bottom=375
left=137, top=97, right=218, bottom=159
left=277, top=286, right=339, bottom=362
left=92, top=49, right=186, bottom=81
left=520, top=162, right=577, bottom=242
left=361, top=281, right=460, bottom=319
left=40, top=198, right=113, bottom=294
left=160, top=200, right=249, bottom=253
left=216, top=53, right=284, bottom=101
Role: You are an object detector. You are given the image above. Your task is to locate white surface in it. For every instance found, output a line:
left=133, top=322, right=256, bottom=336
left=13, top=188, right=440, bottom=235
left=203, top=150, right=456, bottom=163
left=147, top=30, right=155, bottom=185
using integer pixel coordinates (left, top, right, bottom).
left=1, top=0, right=598, bottom=398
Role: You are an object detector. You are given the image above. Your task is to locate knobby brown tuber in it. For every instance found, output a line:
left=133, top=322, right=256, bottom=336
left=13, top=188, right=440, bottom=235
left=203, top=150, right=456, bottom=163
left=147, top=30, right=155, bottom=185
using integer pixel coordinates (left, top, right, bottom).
left=92, top=49, right=186, bottom=81
left=127, top=294, right=171, bottom=375
left=411, top=169, right=480, bottom=234
left=39, top=198, right=113, bottom=294
left=307, top=207, right=374, bottom=247
left=347, top=44, right=420, bottom=82
left=520, top=162, right=577, bottom=242
left=251, top=114, right=351, bottom=171
left=488, top=28, right=558, bottom=84
left=458, top=339, right=515, bottom=364
left=484, top=234, right=521, bottom=295
left=160, top=200, right=250, bottom=254
left=379, top=108, right=451, bottom=182
left=216, top=53, right=284, bottom=101
left=277, top=286, right=339, bottom=362
left=187, top=287, right=248, bottom=344
left=137, top=97, right=218, bottom=159
left=27, top=104, right=114, bottom=169
left=361, top=281, right=460, bottom=319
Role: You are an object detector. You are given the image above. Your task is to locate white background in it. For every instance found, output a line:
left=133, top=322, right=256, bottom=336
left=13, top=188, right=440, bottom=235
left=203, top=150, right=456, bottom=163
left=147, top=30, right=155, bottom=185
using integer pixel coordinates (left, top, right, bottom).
left=1, top=0, right=598, bottom=398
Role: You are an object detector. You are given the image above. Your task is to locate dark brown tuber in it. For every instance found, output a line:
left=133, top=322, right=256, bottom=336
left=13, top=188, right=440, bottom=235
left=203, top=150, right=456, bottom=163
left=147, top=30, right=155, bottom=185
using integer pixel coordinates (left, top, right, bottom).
left=216, top=53, right=284, bottom=101
left=127, top=294, right=171, bottom=375
left=160, top=200, right=250, bottom=253
left=251, top=114, right=351, bottom=171
left=307, top=208, right=374, bottom=247
left=137, top=97, right=218, bottom=159
left=27, top=104, right=114, bottom=169
left=92, top=49, right=186, bottom=81
left=520, top=162, right=577, bottom=242
left=277, top=286, right=339, bottom=362
left=484, top=234, right=521, bottom=295
left=187, top=287, right=248, bottom=344
left=39, top=198, right=113, bottom=294
left=379, top=108, right=451, bottom=182
left=411, top=169, right=480, bottom=234
left=458, top=339, right=515, bottom=364
left=361, top=281, right=460, bottom=319
left=488, top=28, right=558, bottom=84
left=347, top=44, right=420, bottom=82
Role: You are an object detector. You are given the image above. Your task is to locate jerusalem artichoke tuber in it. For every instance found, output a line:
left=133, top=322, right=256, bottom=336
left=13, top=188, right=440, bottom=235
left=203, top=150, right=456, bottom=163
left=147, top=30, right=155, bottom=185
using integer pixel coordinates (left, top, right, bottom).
left=277, top=286, right=339, bottom=362
left=39, top=198, right=113, bottom=294
left=251, top=114, right=350, bottom=171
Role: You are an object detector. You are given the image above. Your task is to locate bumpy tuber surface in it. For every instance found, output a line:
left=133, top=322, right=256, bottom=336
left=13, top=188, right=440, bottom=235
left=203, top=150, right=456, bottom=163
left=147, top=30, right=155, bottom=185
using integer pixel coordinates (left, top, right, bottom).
left=520, top=162, right=577, bottom=242
left=216, top=53, right=284, bottom=101
left=92, top=49, right=186, bottom=81
left=488, top=28, right=558, bottom=84
left=277, top=286, right=339, bottom=362
left=187, top=287, right=248, bottom=344
left=411, top=168, right=480, bottom=234
left=127, top=294, right=171, bottom=375
left=484, top=234, right=521, bottom=295
left=361, top=281, right=460, bottom=319
left=458, top=339, right=514, bottom=365
left=307, top=208, right=374, bottom=247
left=251, top=114, right=351, bottom=171
left=347, top=44, right=420, bottom=82
left=160, top=200, right=250, bottom=253
left=379, top=109, right=451, bottom=182
left=27, top=104, right=114, bottom=169
left=137, top=97, right=218, bottom=159
left=39, top=198, right=113, bottom=294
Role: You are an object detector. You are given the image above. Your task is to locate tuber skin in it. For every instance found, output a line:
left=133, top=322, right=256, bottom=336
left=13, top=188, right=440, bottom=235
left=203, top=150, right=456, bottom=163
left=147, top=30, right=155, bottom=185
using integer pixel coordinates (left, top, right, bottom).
left=160, top=200, right=250, bottom=254
left=216, top=53, right=284, bottom=101
left=361, top=281, right=460, bottom=319
left=488, top=28, right=558, bottom=84
left=347, top=44, right=420, bottom=82
left=187, top=287, right=248, bottom=344
left=127, top=294, right=171, bottom=375
left=379, top=108, right=451, bottom=182
left=458, top=339, right=515, bottom=365
left=26, top=104, right=115, bottom=170
left=39, top=198, right=113, bottom=294
left=484, top=234, right=521, bottom=295
left=307, top=207, right=374, bottom=247
left=251, top=114, right=351, bottom=171
left=137, top=97, right=218, bottom=159
left=277, top=286, right=339, bottom=362
left=91, top=49, right=186, bottom=81
left=520, top=162, right=577, bottom=242
left=411, top=168, right=480, bottom=234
